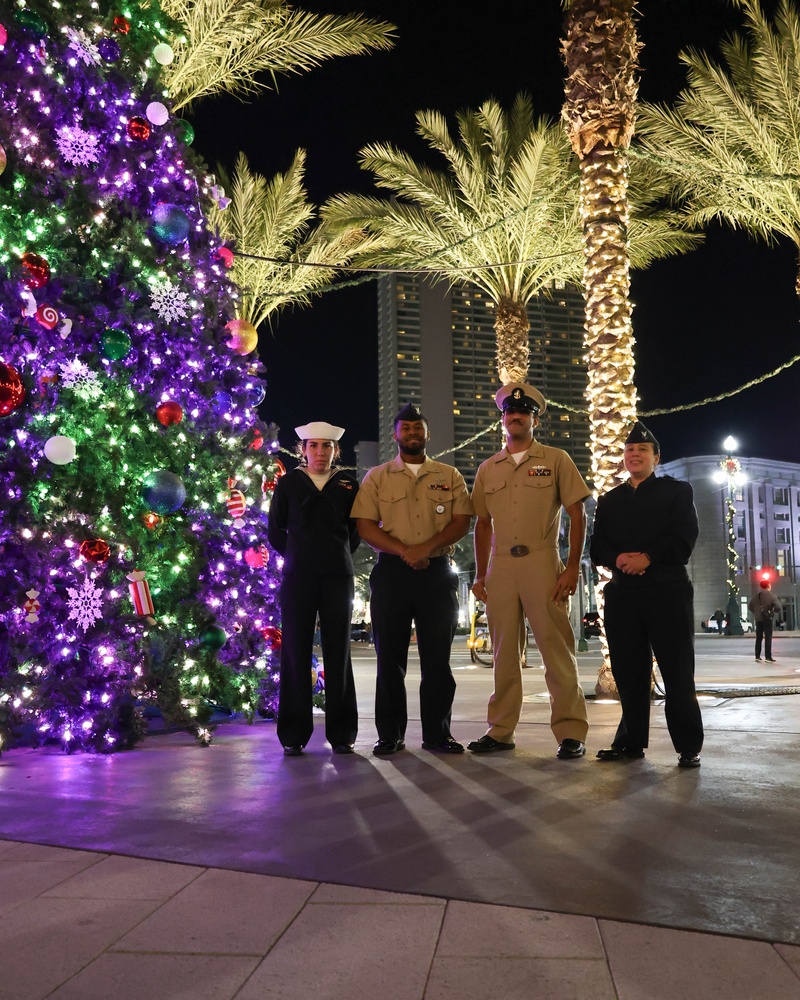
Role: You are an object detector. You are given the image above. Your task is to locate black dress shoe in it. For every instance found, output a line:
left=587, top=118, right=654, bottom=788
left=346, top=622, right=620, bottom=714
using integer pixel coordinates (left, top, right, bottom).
left=283, top=745, right=304, bottom=756
left=332, top=744, right=355, bottom=754
left=372, top=738, right=406, bottom=756
left=466, top=735, right=515, bottom=753
left=596, top=746, right=645, bottom=761
left=556, top=738, right=586, bottom=760
left=422, top=737, right=465, bottom=753
left=678, top=752, right=701, bottom=768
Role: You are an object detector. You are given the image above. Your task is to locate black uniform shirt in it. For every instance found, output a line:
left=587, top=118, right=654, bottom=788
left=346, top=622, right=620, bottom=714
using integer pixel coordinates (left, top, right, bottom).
left=267, top=468, right=360, bottom=576
left=590, top=473, right=698, bottom=586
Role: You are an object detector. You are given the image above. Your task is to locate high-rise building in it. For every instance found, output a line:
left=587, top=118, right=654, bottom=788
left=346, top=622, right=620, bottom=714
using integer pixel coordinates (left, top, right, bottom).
left=376, top=274, right=589, bottom=483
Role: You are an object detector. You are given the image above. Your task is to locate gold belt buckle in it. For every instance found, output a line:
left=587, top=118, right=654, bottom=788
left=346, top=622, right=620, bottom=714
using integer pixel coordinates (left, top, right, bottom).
left=510, top=545, right=529, bottom=557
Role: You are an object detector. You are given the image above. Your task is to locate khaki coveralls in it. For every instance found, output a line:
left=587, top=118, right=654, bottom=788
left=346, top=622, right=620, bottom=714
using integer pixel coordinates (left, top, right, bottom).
left=472, top=442, right=589, bottom=744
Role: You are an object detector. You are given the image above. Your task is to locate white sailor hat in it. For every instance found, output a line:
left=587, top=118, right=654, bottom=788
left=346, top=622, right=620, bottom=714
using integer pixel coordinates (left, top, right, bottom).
left=294, top=421, right=345, bottom=441
left=495, top=382, right=547, bottom=416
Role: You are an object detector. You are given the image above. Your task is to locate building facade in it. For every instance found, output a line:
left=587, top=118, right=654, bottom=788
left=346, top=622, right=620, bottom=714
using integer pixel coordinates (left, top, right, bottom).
left=660, top=455, right=800, bottom=629
left=376, top=274, right=590, bottom=483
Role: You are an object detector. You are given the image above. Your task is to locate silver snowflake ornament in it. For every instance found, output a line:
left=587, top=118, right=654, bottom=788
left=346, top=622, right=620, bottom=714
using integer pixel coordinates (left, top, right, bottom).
left=66, top=578, right=104, bottom=632
left=65, top=27, right=101, bottom=66
left=56, top=125, right=100, bottom=166
left=59, top=359, right=103, bottom=399
left=150, top=279, right=190, bottom=323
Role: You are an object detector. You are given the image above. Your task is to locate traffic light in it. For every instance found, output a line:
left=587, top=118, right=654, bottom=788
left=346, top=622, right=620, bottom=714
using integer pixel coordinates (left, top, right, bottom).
left=754, top=566, right=776, bottom=585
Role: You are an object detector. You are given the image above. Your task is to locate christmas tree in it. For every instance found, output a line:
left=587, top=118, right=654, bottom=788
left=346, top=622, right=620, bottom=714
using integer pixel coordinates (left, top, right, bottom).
left=0, top=0, right=286, bottom=753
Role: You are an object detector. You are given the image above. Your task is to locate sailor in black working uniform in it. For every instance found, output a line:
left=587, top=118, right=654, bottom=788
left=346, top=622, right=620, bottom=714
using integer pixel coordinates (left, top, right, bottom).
left=590, top=421, right=704, bottom=768
left=267, top=421, right=360, bottom=756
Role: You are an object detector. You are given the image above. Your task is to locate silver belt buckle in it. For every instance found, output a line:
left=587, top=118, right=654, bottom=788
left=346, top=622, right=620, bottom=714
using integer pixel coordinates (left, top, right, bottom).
left=510, top=545, right=529, bottom=557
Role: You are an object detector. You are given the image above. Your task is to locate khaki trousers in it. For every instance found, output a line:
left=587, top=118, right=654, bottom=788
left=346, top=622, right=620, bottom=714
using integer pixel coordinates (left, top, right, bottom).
left=485, top=549, right=588, bottom=744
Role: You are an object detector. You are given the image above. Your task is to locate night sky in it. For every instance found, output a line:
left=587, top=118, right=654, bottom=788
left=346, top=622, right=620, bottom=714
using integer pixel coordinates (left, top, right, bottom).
left=190, top=0, right=800, bottom=469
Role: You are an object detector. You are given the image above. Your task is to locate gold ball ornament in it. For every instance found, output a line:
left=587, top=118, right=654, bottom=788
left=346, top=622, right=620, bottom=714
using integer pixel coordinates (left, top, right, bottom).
left=224, top=319, right=258, bottom=356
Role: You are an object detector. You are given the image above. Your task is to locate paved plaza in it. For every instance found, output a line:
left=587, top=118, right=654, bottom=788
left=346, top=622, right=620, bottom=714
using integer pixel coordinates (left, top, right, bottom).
left=1, top=633, right=799, bottom=999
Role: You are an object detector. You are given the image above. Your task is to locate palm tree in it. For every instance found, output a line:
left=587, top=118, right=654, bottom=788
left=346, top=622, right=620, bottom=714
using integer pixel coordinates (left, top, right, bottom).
left=207, top=152, right=372, bottom=329
left=322, top=93, right=696, bottom=386
left=160, top=0, right=395, bottom=113
left=635, top=0, right=800, bottom=295
left=562, top=0, right=641, bottom=500
left=562, top=0, right=640, bottom=696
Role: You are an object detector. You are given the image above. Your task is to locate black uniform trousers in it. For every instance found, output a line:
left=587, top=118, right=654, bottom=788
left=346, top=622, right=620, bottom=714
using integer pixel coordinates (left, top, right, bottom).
left=370, top=554, right=458, bottom=744
left=604, top=578, right=704, bottom=755
left=277, top=572, right=357, bottom=749
left=755, top=619, right=774, bottom=660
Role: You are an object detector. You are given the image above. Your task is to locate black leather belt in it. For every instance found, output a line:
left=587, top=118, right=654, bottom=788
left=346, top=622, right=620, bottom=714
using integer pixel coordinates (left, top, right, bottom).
left=510, top=545, right=529, bottom=557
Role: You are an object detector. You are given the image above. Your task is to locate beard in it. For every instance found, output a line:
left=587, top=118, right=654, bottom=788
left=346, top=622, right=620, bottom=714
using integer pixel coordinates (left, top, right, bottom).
left=400, top=439, right=425, bottom=456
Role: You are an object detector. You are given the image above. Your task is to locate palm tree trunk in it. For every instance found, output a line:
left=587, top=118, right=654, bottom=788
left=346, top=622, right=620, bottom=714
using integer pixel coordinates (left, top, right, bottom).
left=494, top=298, right=530, bottom=383
left=563, top=0, right=640, bottom=697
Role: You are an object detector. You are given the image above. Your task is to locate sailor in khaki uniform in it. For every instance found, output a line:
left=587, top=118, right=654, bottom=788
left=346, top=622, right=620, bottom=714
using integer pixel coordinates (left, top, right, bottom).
left=468, top=383, right=590, bottom=760
left=351, top=403, right=472, bottom=756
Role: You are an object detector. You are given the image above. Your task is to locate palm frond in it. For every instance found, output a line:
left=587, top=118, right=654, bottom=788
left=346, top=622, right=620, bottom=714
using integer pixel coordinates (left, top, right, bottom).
left=208, top=152, right=375, bottom=327
left=636, top=0, right=800, bottom=255
left=161, top=0, right=395, bottom=112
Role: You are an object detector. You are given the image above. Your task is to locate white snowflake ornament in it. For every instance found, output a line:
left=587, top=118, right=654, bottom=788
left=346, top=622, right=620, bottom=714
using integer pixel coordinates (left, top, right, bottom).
left=66, top=578, right=104, bottom=632
left=150, top=278, right=190, bottom=323
left=65, top=27, right=101, bottom=66
left=56, top=125, right=100, bottom=166
left=59, top=359, right=102, bottom=399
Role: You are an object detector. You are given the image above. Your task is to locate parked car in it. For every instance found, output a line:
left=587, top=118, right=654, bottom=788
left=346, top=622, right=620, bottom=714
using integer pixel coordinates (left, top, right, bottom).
left=582, top=610, right=602, bottom=637
left=701, top=615, right=754, bottom=634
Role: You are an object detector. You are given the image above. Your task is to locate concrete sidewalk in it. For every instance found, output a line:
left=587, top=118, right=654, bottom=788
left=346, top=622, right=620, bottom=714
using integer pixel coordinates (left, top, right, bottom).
left=1, top=634, right=800, bottom=999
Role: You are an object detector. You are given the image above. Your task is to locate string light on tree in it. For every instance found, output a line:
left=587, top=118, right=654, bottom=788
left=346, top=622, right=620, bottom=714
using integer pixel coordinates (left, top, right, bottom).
left=0, top=0, right=282, bottom=753
left=712, top=436, right=746, bottom=636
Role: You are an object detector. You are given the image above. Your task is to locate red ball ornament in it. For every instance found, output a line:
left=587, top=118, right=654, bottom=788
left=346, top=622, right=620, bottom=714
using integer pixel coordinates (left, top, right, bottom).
left=127, top=116, right=151, bottom=142
left=20, top=252, right=50, bottom=289
left=261, top=625, right=282, bottom=651
left=79, top=538, right=111, bottom=564
left=156, top=401, right=183, bottom=426
left=0, top=362, right=25, bottom=417
left=248, top=429, right=264, bottom=451
left=215, top=247, right=234, bottom=268
left=141, top=512, right=163, bottom=530
left=35, top=304, right=59, bottom=329
left=113, top=15, right=130, bottom=33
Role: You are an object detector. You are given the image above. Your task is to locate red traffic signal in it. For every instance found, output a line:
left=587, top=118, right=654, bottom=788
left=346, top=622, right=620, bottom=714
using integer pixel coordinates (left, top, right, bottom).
left=755, top=566, right=776, bottom=585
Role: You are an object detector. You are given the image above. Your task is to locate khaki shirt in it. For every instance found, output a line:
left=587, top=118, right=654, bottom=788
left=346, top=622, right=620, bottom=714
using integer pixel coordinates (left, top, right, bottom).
left=472, top=441, right=589, bottom=555
left=351, top=455, right=473, bottom=556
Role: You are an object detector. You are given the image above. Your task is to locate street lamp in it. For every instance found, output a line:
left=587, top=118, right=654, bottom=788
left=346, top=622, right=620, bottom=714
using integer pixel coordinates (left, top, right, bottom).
left=712, top=436, right=746, bottom=635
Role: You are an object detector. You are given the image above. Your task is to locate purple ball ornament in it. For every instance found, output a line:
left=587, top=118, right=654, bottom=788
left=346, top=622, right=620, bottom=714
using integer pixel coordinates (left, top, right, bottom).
left=212, top=391, right=233, bottom=416
left=151, top=203, right=190, bottom=245
left=141, top=469, right=186, bottom=514
left=97, top=37, right=121, bottom=62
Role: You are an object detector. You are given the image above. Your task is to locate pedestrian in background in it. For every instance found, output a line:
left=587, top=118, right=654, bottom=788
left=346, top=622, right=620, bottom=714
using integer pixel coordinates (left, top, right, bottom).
left=749, top=580, right=782, bottom=663
left=267, top=421, right=360, bottom=756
